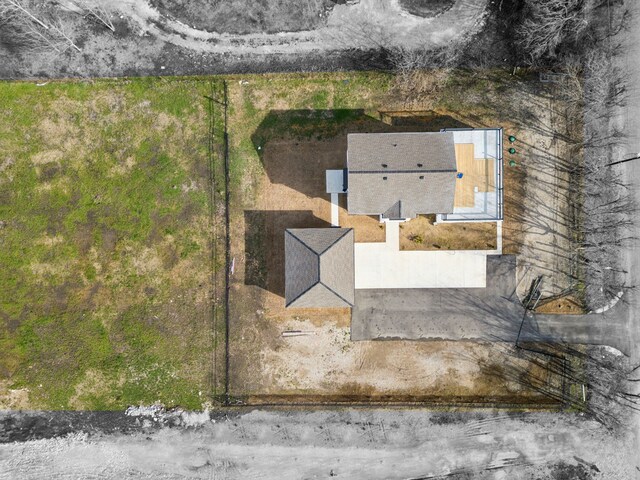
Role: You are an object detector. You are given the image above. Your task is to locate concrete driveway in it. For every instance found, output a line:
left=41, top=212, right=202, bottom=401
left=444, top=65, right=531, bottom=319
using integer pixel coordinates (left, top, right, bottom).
left=352, top=254, right=523, bottom=341
left=354, top=221, right=489, bottom=289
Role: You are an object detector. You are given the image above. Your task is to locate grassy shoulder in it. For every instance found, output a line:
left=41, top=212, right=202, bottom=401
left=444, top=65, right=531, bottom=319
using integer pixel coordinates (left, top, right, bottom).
left=0, top=78, right=225, bottom=410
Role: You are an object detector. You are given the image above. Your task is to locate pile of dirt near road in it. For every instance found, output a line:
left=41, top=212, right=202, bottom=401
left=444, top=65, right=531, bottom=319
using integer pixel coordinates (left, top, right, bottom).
left=152, top=0, right=335, bottom=35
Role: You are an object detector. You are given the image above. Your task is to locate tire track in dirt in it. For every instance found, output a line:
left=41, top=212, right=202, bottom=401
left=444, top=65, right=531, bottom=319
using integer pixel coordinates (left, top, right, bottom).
left=113, top=0, right=489, bottom=55
left=1, top=410, right=635, bottom=479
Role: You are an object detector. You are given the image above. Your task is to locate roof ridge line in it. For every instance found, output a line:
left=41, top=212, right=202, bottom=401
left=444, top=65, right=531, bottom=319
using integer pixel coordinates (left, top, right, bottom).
left=287, top=229, right=320, bottom=257
left=286, top=276, right=320, bottom=307
left=319, top=280, right=353, bottom=307
left=317, top=228, right=352, bottom=256
left=350, top=169, right=457, bottom=174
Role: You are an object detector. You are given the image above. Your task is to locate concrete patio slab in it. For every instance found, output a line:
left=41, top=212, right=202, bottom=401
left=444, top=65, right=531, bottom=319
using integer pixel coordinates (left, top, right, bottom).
left=354, top=221, right=488, bottom=289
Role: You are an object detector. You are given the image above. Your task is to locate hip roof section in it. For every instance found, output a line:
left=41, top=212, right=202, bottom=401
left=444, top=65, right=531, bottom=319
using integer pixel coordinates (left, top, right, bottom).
left=285, top=228, right=355, bottom=308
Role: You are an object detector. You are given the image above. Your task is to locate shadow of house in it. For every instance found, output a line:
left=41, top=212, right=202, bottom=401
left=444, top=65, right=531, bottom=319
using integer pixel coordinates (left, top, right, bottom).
left=250, top=109, right=471, bottom=200
left=244, top=210, right=330, bottom=296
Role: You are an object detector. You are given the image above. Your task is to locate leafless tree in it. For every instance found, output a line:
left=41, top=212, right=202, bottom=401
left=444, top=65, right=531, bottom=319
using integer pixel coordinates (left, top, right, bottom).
left=0, top=2, right=42, bottom=51
left=515, top=0, right=597, bottom=63
left=479, top=342, right=640, bottom=430
left=513, top=0, right=633, bottom=66
left=549, top=43, right=635, bottom=310
left=0, top=0, right=81, bottom=53
left=3, top=0, right=48, bottom=29
left=385, top=41, right=466, bottom=108
left=71, top=0, right=114, bottom=32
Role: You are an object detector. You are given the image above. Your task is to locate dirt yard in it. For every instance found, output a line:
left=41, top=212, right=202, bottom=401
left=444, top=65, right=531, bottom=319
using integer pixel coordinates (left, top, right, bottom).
left=226, top=72, right=574, bottom=404
left=399, top=215, right=497, bottom=251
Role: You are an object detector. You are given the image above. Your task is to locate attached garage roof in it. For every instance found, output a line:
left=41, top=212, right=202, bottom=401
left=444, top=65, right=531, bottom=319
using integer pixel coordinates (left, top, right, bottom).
left=285, top=228, right=354, bottom=308
left=347, top=132, right=458, bottom=218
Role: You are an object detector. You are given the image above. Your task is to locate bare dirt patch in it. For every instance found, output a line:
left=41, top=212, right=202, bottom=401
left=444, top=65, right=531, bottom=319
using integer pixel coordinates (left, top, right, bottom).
left=152, top=0, right=333, bottom=35
left=0, top=380, right=30, bottom=410
left=251, top=319, right=559, bottom=401
left=535, top=295, right=586, bottom=315
left=338, top=194, right=386, bottom=243
left=399, top=215, right=497, bottom=250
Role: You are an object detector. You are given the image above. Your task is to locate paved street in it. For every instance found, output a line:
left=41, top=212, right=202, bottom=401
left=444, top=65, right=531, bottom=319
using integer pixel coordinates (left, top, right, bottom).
left=616, top=4, right=640, bottom=478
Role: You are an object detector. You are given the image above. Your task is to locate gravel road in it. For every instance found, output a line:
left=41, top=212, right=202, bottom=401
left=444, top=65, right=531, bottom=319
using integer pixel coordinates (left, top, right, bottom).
left=0, top=409, right=637, bottom=479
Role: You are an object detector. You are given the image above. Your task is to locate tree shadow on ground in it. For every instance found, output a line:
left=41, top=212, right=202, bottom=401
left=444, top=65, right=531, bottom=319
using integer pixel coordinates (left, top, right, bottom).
left=244, top=210, right=330, bottom=296
left=250, top=109, right=470, bottom=199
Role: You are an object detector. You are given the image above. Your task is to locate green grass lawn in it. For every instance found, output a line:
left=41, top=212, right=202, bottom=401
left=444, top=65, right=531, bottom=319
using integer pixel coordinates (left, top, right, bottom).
left=0, top=78, right=226, bottom=409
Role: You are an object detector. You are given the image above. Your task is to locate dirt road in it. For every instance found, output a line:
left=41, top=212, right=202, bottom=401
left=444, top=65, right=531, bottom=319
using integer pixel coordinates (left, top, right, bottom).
left=116, top=0, right=488, bottom=54
left=0, top=0, right=488, bottom=78
left=0, top=409, right=636, bottom=479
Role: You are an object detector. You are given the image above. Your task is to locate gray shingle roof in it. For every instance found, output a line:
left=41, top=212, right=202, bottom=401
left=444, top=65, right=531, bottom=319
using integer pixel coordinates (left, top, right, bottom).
left=285, top=228, right=354, bottom=308
left=347, top=132, right=457, bottom=218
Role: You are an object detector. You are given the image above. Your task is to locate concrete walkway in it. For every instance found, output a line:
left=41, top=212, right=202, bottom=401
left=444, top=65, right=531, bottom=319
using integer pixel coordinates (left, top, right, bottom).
left=326, top=169, right=344, bottom=227
left=330, top=193, right=339, bottom=227
left=354, top=221, right=489, bottom=289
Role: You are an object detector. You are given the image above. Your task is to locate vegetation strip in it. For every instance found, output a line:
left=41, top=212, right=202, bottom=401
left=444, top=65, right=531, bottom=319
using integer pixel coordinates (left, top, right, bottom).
left=222, top=80, right=231, bottom=406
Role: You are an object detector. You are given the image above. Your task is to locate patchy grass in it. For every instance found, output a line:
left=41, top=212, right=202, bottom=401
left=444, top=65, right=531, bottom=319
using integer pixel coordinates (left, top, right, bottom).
left=0, top=78, right=226, bottom=409
left=0, top=69, right=565, bottom=409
